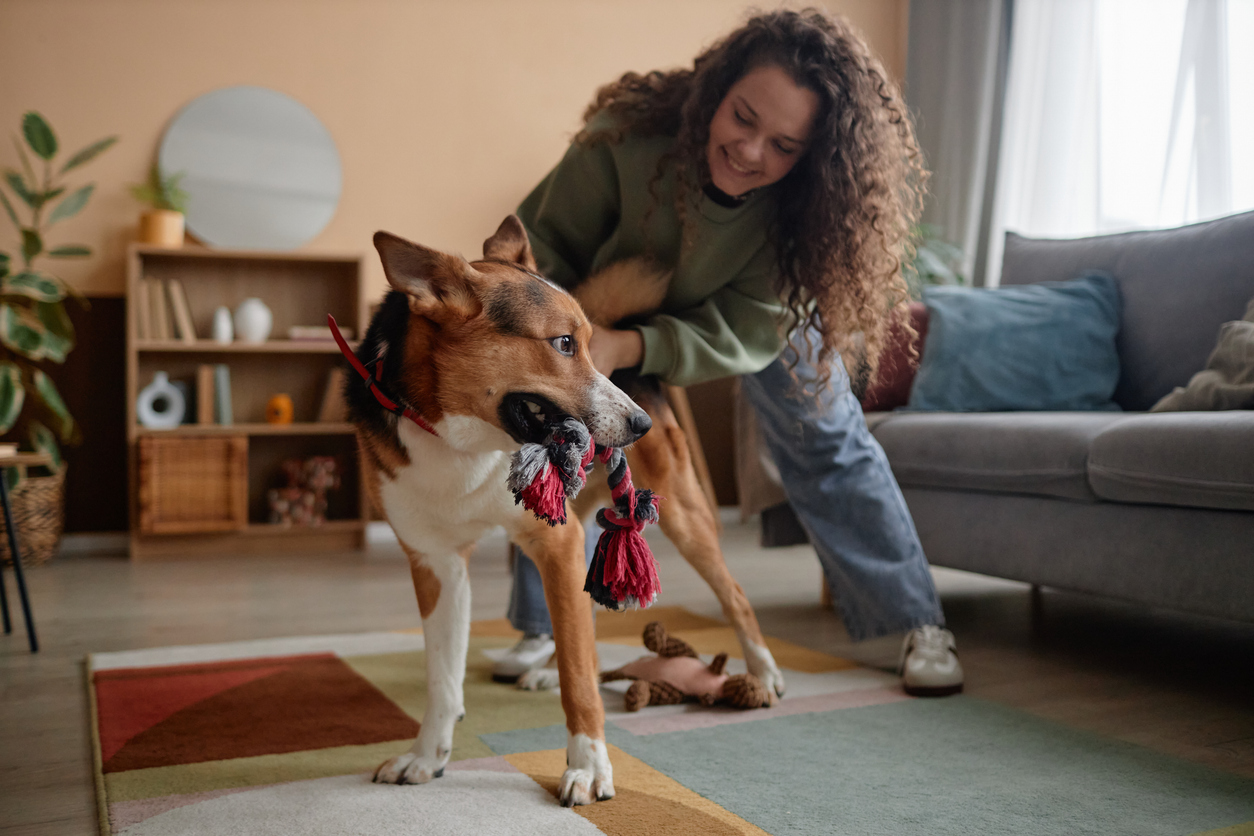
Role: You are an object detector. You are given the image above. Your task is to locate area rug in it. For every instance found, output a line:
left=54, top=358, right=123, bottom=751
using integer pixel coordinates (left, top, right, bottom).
left=87, top=606, right=1254, bottom=836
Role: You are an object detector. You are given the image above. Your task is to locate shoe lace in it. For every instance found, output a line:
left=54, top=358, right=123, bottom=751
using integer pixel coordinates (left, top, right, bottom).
left=898, top=626, right=955, bottom=672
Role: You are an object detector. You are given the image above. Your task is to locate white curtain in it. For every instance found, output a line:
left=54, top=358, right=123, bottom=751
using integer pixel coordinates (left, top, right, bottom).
left=987, top=0, right=1245, bottom=285
left=906, top=0, right=1009, bottom=285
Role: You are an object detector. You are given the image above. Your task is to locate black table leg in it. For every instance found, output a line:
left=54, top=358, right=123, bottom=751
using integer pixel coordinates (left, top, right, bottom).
left=0, top=474, right=38, bottom=652
left=0, top=547, right=11, bottom=634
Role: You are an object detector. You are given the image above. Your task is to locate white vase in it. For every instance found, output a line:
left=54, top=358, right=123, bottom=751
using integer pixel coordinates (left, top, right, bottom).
left=234, top=298, right=272, bottom=343
left=212, top=306, right=234, bottom=344
left=137, top=371, right=186, bottom=429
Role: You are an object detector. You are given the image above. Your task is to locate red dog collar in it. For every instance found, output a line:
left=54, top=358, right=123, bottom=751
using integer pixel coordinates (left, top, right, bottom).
left=328, top=314, right=439, bottom=437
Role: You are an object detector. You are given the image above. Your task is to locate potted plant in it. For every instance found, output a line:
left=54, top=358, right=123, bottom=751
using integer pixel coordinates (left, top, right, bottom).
left=131, top=163, right=188, bottom=247
left=905, top=223, right=967, bottom=297
left=0, top=111, right=116, bottom=565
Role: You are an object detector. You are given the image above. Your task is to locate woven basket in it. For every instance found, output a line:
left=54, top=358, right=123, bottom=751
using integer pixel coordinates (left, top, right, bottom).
left=0, top=469, right=66, bottom=568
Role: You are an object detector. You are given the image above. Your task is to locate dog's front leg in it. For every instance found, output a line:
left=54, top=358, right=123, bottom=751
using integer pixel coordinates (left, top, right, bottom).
left=626, top=415, right=787, bottom=700
left=515, top=517, right=614, bottom=807
left=374, top=544, right=470, bottom=785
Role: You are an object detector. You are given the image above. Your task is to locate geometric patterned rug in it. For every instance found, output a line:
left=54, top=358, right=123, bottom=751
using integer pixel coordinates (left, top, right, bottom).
left=88, top=607, right=1254, bottom=835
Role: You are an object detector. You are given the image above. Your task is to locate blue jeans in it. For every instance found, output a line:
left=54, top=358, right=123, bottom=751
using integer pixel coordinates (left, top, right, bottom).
left=507, top=338, right=944, bottom=642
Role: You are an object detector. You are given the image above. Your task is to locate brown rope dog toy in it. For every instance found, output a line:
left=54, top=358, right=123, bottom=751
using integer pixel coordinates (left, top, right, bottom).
left=601, top=622, right=772, bottom=711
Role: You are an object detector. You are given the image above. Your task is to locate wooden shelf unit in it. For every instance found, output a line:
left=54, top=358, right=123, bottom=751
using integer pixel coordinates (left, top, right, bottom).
left=136, top=339, right=357, bottom=354
left=126, top=244, right=367, bottom=560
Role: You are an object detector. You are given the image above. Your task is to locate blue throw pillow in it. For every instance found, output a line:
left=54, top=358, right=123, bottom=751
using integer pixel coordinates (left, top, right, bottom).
left=906, top=273, right=1122, bottom=412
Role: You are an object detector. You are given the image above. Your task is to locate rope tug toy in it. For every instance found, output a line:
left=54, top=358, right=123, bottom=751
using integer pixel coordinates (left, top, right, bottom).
left=507, top=418, right=661, bottom=611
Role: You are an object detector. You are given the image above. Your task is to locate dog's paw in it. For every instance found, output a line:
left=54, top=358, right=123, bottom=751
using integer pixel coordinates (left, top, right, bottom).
left=373, top=751, right=448, bottom=785
left=517, top=667, right=560, bottom=691
left=559, top=766, right=614, bottom=806
left=758, top=668, right=786, bottom=703
left=743, top=639, right=786, bottom=702
left=560, top=733, right=613, bottom=807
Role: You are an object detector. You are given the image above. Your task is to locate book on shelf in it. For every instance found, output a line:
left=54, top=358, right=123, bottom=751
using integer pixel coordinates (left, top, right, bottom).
left=196, top=364, right=215, bottom=425
left=146, top=277, right=172, bottom=340
left=135, top=278, right=151, bottom=340
left=289, top=325, right=351, bottom=341
left=213, top=364, right=233, bottom=425
left=318, top=367, right=348, bottom=422
left=167, top=279, right=198, bottom=344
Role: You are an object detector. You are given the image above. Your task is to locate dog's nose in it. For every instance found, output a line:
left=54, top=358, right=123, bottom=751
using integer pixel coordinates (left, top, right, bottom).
left=627, top=409, right=652, bottom=440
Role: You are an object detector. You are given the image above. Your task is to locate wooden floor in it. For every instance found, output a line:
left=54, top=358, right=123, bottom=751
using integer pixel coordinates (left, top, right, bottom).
left=3, top=515, right=1253, bottom=835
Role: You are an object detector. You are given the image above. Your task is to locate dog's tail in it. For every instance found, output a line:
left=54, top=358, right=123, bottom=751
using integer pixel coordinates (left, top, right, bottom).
left=573, top=257, right=671, bottom=328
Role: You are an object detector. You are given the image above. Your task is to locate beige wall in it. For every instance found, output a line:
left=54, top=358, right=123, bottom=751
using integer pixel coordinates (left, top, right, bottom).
left=0, top=0, right=908, bottom=300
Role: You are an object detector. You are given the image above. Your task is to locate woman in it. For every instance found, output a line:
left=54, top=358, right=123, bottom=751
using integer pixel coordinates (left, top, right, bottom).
left=493, top=8, right=963, bottom=696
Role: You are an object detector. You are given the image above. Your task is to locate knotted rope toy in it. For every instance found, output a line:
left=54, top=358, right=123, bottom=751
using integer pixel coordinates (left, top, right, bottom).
left=507, top=418, right=661, bottom=611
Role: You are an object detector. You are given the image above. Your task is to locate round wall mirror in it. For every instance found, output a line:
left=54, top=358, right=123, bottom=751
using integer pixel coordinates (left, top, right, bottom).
left=159, top=86, right=342, bottom=250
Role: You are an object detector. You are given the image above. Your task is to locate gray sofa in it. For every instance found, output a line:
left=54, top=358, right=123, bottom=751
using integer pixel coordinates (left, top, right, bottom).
left=740, top=210, right=1254, bottom=623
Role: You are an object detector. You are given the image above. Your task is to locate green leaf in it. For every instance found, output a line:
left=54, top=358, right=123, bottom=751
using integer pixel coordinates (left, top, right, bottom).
left=3, top=467, right=20, bottom=492
left=59, top=136, right=117, bottom=175
left=0, top=303, right=47, bottom=360
left=34, top=301, right=73, bottom=360
left=12, top=135, right=37, bottom=190
left=27, top=421, right=63, bottom=471
left=21, top=228, right=41, bottom=262
left=48, top=245, right=91, bottom=258
left=0, top=188, right=19, bottom=229
left=4, top=271, right=65, bottom=303
left=4, top=170, right=38, bottom=210
left=0, top=361, right=25, bottom=435
left=0, top=252, right=9, bottom=279
left=48, top=184, right=94, bottom=225
left=37, top=187, right=66, bottom=210
left=33, top=370, right=72, bottom=439
left=36, top=298, right=73, bottom=333
left=22, top=112, right=57, bottom=160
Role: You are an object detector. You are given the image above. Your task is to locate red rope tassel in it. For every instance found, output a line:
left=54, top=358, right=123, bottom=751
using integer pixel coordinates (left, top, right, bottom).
left=585, top=447, right=661, bottom=610
left=509, top=419, right=595, bottom=526
left=517, top=462, right=568, bottom=525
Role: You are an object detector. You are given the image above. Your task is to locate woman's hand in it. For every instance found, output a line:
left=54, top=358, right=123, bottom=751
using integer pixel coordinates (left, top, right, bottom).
left=588, top=324, right=644, bottom=377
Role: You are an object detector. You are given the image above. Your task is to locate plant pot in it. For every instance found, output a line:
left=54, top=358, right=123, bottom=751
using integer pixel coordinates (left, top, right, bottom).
left=0, top=468, right=66, bottom=568
left=138, top=210, right=185, bottom=247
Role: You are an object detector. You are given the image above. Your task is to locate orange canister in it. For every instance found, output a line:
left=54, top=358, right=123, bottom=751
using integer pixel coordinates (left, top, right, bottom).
left=265, top=394, right=294, bottom=424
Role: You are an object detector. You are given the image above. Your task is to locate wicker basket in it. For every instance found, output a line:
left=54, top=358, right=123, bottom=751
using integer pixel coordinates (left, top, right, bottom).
left=0, top=468, right=66, bottom=568
left=139, top=436, right=248, bottom=534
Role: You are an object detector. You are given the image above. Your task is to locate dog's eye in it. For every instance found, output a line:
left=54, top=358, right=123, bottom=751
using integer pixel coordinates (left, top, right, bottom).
left=550, top=335, right=575, bottom=357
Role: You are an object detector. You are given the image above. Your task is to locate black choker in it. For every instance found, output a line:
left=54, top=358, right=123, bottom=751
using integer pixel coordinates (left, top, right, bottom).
left=703, top=182, right=753, bottom=208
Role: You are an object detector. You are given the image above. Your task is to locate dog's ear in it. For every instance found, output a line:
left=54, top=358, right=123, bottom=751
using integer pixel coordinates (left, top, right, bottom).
left=482, top=215, right=538, bottom=272
left=374, top=231, right=481, bottom=321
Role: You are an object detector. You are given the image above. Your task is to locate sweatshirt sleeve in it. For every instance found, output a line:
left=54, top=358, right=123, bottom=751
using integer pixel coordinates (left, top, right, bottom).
left=635, top=248, right=789, bottom=388
left=516, top=135, right=620, bottom=289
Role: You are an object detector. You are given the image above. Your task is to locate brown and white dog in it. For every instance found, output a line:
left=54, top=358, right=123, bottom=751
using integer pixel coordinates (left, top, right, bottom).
left=351, top=216, right=783, bottom=807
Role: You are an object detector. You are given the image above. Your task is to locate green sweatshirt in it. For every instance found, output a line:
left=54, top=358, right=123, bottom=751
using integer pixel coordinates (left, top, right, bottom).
left=516, top=114, right=788, bottom=387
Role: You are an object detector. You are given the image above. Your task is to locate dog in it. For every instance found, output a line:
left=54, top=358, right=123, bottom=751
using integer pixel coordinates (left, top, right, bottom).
left=349, top=216, right=783, bottom=807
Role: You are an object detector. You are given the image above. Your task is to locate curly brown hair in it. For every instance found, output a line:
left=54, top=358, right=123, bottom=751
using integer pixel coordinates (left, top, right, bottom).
left=577, top=8, right=926, bottom=390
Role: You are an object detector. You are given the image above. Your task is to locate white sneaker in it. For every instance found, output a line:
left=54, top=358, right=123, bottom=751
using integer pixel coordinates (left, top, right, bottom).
left=899, top=626, right=964, bottom=696
left=491, top=634, right=556, bottom=683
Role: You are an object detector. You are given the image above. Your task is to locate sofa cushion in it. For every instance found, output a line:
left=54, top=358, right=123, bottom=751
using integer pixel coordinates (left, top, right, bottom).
left=871, top=412, right=1130, bottom=501
left=1087, top=412, right=1254, bottom=511
left=907, top=274, right=1122, bottom=412
left=1000, top=210, right=1254, bottom=411
left=860, top=302, right=928, bottom=412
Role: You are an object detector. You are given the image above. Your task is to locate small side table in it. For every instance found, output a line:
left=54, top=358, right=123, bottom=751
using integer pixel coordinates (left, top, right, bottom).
left=0, top=452, right=50, bottom=653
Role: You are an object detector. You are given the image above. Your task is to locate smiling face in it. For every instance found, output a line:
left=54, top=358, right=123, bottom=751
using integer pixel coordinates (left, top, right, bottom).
left=705, top=63, right=820, bottom=196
